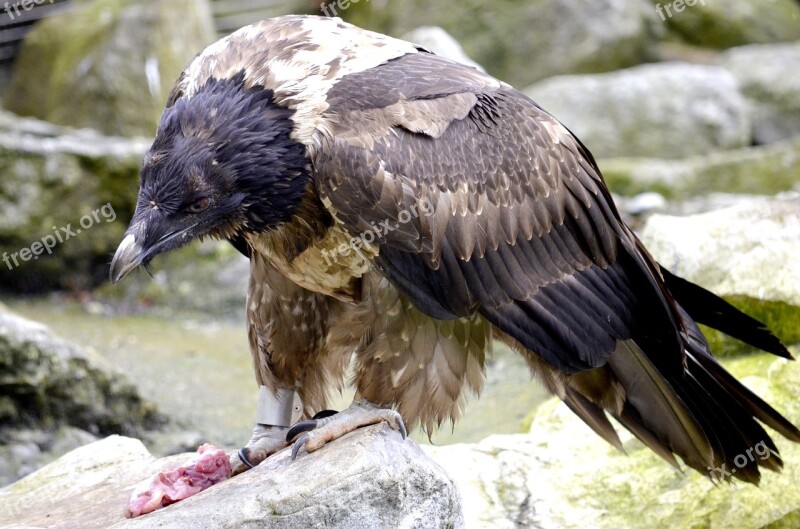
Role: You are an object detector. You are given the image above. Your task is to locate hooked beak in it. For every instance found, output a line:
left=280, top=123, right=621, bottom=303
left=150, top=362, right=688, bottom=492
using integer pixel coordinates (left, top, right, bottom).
left=110, top=233, right=144, bottom=284
left=109, top=207, right=211, bottom=284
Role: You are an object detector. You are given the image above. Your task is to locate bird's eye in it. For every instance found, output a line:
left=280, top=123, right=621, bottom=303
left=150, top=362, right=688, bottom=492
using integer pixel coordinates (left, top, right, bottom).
left=186, top=197, right=210, bottom=214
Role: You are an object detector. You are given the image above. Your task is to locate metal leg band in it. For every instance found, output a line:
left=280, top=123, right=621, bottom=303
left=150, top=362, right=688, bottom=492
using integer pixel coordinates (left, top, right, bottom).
left=256, top=386, right=302, bottom=427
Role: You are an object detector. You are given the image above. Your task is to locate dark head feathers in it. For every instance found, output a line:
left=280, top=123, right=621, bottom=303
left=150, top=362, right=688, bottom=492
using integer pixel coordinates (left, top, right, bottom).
left=142, top=71, right=312, bottom=231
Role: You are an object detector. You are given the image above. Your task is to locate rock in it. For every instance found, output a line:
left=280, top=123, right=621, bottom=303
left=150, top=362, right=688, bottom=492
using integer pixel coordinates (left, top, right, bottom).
left=649, top=0, right=800, bottom=49
left=0, top=306, right=165, bottom=445
left=427, top=352, right=800, bottom=529
left=4, top=0, right=216, bottom=137
left=719, top=42, right=800, bottom=144
left=343, top=0, right=662, bottom=87
left=423, top=438, right=541, bottom=529
left=616, top=191, right=669, bottom=217
left=401, top=27, right=485, bottom=71
left=639, top=194, right=800, bottom=356
left=640, top=195, right=800, bottom=306
left=525, top=63, right=751, bottom=159
left=599, top=136, right=800, bottom=198
left=0, top=425, right=464, bottom=529
left=0, top=111, right=148, bottom=293
left=0, top=427, right=99, bottom=487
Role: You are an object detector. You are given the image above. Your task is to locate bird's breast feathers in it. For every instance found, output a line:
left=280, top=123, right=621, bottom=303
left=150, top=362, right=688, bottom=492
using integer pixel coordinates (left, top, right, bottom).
left=247, top=223, right=379, bottom=303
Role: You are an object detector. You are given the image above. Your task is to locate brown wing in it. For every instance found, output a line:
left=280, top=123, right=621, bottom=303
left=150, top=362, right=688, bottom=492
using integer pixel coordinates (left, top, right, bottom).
left=313, top=51, right=684, bottom=375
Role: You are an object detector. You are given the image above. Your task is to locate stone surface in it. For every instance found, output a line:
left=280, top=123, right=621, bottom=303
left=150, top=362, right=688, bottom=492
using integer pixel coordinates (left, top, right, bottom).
left=639, top=194, right=800, bottom=356
left=0, top=111, right=148, bottom=293
left=649, top=0, right=800, bottom=49
left=4, top=0, right=215, bottom=137
left=525, top=63, right=751, bottom=159
left=640, top=194, right=800, bottom=306
left=401, top=27, right=485, bottom=71
left=0, top=425, right=463, bottom=529
left=0, top=427, right=99, bottom=488
left=427, top=352, right=800, bottom=529
left=0, top=305, right=165, bottom=485
left=720, top=42, right=800, bottom=144
left=599, top=136, right=800, bottom=198
left=344, top=0, right=662, bottom=87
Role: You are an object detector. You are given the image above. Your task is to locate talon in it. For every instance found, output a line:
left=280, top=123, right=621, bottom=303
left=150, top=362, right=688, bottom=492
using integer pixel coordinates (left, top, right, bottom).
left=312, top=409, right=338, bottom=420
left=238, top=448, right=255, bottom=469
left=292, top=434, right=310, bottom=460
left=286, top=419, right=319, bottom=442
left=394, top=415, right=407, bottom=439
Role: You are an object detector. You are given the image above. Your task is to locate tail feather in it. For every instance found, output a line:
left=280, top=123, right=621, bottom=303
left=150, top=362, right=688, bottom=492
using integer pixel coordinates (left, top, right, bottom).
left=509, top=266, right=799, bottom=485
left=607, top=341, right=714, bottom=473
left=660, top=266, right=792, bottom=359
left=597, top=309, right=798, bottom=485
left=563, top=389, right=624, bottom=452
left=693, top=349, right=800, bottom=445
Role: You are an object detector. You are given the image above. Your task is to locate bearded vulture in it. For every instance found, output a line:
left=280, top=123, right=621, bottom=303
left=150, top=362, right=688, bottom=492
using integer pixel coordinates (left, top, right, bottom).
left=110, top=15, right=799, bottom=484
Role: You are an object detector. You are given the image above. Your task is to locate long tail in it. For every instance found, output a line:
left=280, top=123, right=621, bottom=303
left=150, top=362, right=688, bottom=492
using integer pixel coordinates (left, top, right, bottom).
left=660, top=266, right=792, bottom=360
left=558, top=268, right=800, bottom=484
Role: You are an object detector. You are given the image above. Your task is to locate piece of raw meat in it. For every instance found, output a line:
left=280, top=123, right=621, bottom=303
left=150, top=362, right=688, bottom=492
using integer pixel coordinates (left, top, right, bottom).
left=125, top=443, right=232, bottom=517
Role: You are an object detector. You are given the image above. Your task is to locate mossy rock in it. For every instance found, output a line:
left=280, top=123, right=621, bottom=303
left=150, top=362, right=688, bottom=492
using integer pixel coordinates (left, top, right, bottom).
left=649, top=0, right=800, bottom=49
left=0, top=306, right=165, bottom=435
left=429, top=349, right=800, bottom=529
left=599, top=136, right=800, bottom=199
left=0, top=111, right=148, bottom=293
left=4, top=0, right=215, bottom=137
left=341, top=0, right=663, bottom=88
left=525, top=350, right=800, bottom=529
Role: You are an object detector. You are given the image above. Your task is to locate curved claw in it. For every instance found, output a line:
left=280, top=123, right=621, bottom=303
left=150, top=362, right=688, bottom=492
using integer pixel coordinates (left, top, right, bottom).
left=291, top=434, right=310, bottom=460
left=286, top=419, right=319, bottom=442
left=312, top=409, right=339, bottom=420
left=394, top=414, right=408, bottom=439
left=237, top=447, right=256, bottom=469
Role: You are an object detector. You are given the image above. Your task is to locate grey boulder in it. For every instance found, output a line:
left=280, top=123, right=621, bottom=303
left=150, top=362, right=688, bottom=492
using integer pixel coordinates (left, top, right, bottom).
left=720, top=42, right=800, bottom=145
left=525, top=63, right=751, bottom=159
left=0, top=425, right=463, bottom=529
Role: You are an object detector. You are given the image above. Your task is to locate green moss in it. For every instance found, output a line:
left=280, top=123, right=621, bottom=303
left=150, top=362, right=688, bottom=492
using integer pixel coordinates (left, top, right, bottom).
left=763, top=509, right=800, bottom=529
left=701, top=296, right=800, bottom=359
left=4, top=0, right=214, bottom=137
left=340, top=0, right=658, bottom=88
left=0, top=144, right=143, bottom=293
left=650, top=0, right=800, bottom=49
left=598, top=137, right=800, bottom=198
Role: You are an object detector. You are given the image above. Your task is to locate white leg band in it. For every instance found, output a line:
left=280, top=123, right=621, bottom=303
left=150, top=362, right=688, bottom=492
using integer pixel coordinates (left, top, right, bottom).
left=256, top=386, right=302, bottom=427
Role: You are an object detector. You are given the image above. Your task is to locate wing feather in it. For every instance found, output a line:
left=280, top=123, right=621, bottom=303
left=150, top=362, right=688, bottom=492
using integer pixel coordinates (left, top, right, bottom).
left=313, top=51, right=682, bottom=374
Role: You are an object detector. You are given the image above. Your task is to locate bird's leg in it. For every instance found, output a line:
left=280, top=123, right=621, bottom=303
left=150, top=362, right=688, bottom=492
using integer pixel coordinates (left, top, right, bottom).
left=229, top=386, right=301, bottom=475
left=286, top=398, right=407, bottom=460
left=229, top=423, right=289, bottom=476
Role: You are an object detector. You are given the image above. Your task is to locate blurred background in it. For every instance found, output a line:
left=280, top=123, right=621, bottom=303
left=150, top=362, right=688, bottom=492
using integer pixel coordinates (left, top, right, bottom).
left=0, top=0, right=798, bottom=527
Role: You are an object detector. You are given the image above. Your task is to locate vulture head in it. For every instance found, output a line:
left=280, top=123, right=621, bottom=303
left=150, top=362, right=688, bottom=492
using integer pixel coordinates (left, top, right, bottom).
left=110, top=73, right=311, bottom=283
